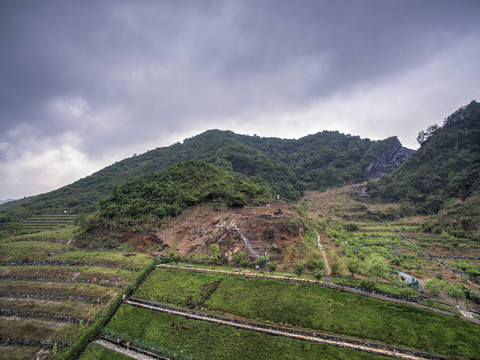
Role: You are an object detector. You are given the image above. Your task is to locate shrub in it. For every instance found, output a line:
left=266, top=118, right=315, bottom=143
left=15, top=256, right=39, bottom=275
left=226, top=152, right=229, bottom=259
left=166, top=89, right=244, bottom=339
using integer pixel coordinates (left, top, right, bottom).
left=360, top=278, right=376, bottom=290
left=268, top=262, right=277, bottom=273
left=294, top=263, right=305, bottom=277
left=256, top=255, right=268, bottom=268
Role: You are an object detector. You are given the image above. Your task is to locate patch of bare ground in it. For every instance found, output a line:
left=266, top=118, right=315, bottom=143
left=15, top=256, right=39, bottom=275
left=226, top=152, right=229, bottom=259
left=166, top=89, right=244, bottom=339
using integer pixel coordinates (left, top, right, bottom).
left=146, top=202, right=303, bottom=263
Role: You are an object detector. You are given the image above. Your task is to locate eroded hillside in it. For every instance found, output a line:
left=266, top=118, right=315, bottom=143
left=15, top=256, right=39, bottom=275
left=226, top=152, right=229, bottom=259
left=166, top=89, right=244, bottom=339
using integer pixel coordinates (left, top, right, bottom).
left=123, top=202, right=307, bottom=270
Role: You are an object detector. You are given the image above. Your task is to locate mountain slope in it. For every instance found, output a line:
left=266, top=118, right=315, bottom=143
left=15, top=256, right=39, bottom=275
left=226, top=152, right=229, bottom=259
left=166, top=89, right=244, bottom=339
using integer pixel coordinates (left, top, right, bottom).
left=0, top=130, right=412, bottom=220
left=368, top=100, right=480, bottom=214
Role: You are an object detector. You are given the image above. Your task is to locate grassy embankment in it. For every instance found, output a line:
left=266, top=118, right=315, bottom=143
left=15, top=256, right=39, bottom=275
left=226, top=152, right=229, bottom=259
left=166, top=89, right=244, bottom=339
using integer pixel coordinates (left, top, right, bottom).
left=122, top=268, right=480, bottom=359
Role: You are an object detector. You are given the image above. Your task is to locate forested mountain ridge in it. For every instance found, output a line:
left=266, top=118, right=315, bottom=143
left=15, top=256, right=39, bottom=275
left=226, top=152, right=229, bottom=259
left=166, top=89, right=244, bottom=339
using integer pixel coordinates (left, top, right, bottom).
left=1, top=129, right=412, bottom=220
left=368, top=100, right=480, bottom=215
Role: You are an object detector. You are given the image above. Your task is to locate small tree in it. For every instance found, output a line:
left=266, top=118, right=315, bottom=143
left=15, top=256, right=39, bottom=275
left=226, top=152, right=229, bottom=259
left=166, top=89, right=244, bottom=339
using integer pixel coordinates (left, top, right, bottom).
left=209, top=244, right=220, bottom=265
left=268, top=262, right=277, bottom=273
left=446, top=283, right=466, bottom=306
left=347, top=259, right=360, bottom=277
left=360, top=278, right=376, bottom=290
left=400, top=288, right=415, bottom=297
left=256, top=255, right=268, bottom=268
left=241, top=260, right=250, bottom=269
left=294, top=263, right=305, bottom=277
left=168, top=251, right=181, bottom=264
left=330, top=261, right=341, bottom=276
left=425, top=278, right=442, bottom=297
left=172, top=253, right=181, bottom=265
left=233, top=252, right=244, bottom=266
left=311, top=258, right=324, bottom=273
left=314, top=272, right=323, bottom=281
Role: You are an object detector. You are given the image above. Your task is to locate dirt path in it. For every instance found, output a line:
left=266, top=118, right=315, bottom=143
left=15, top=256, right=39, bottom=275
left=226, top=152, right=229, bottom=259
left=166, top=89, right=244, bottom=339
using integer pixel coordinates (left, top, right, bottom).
left=125, top=298, right=447, bottom=360
left=95, top=339, right=165, bottom=360
left=315, top=230, right=330, bottom=277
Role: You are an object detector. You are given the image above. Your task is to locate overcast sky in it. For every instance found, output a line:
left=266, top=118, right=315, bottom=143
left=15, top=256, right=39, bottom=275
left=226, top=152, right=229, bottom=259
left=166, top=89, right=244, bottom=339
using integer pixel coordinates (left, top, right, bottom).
left=1, top=0, right=479, bottom=200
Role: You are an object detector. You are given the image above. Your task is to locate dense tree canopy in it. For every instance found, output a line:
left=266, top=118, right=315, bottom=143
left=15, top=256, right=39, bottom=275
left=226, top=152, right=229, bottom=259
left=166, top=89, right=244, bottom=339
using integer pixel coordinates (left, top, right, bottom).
left=98, top=160, right=268, bottom=221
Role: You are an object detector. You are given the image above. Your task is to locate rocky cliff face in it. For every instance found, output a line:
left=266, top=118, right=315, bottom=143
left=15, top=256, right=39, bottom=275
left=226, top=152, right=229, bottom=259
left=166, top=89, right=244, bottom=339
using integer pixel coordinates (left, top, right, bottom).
left=364, top=139, right=414, bottom=180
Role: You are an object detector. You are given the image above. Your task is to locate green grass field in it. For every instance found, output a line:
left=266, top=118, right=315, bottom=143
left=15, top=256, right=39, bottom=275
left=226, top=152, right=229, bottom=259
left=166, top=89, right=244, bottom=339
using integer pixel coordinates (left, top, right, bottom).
left=133, top=268, right=480, bottom=358
left=105, top=305, right=391, bottom=360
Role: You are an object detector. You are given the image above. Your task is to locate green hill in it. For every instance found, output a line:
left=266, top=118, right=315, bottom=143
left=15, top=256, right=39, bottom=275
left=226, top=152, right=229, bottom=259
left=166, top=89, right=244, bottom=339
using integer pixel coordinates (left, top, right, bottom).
left=97, top=160, right=267, bottom=222
left=368, top=100, right=480, bottom=215
left=0, top=130, right=410, bottom=223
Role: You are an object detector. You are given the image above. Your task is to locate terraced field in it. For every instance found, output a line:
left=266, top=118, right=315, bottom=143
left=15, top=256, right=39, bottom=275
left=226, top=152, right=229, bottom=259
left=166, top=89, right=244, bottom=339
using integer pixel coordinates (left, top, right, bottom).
left=19, top=214, right=78, bottom=233
left=0, top=228, right=151, bottom=360
left=82, top=267, right=479, bottom=359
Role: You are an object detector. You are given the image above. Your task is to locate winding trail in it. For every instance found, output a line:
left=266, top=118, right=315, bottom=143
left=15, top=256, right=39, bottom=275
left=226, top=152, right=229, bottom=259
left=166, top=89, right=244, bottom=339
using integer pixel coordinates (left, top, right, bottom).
left=315, top=230, right=330, bottom=277
left=124, top=297, right=447, bottom=360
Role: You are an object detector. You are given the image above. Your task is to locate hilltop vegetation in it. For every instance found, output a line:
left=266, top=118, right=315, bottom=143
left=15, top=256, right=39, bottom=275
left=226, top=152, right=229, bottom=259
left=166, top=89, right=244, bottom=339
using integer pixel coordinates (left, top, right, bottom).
left=369, top=100, right=480, bottom=215
left=0, top=129, right=409, bottom=225
left=88, top=160, right=267, bottom=229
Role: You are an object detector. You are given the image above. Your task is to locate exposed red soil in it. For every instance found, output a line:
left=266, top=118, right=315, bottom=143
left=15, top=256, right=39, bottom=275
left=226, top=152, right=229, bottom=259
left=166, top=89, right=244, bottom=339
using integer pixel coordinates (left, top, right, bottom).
left=122, top=201, right=304, bottom=264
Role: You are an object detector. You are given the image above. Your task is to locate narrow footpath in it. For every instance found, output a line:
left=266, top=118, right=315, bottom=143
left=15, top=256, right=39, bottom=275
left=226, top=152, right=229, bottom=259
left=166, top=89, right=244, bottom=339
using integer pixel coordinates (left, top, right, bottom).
left=315, top=230, right=330, bottom=278
left=94, top=339, right=166, bottom=360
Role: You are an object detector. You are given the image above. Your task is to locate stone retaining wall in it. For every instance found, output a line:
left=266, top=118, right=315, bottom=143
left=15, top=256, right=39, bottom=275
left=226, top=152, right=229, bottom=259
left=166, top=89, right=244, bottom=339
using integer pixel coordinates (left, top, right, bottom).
left=0, top=275, right=121, bottom=288
left=6, top=238, right=69, bottom=244
left=0, top=337, right=71, bottom=349
left=0, top=308, right=86, bottom=324
left=338, top=284, right=424, bottom=302
left=0, top=292, right=104, bottom=303
left=0, top=260, right=139, bottom=271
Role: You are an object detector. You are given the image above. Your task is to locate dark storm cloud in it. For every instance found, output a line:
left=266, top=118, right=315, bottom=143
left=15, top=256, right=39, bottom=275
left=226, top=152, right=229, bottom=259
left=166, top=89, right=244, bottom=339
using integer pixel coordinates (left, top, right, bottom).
left=0, top=0, right=479, bottom=198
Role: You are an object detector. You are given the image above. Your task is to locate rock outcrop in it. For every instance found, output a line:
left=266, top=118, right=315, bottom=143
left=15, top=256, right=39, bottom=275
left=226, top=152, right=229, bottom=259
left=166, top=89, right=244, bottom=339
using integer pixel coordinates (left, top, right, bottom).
left=364, top=138, right=414, bottom=180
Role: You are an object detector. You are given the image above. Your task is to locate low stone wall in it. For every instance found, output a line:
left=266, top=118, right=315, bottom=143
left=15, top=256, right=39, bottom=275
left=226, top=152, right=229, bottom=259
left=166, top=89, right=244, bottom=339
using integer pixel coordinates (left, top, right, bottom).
left=0, top=260, right=139, bottom=271
left=0, top=308, right=86, bottom=324
left=433, top=254, right=480, bottom=260
left=48, top=249, right=74, bottom=256
left=0, top=275, right=121, bottom=288
left=337, top=283, right=424, bottom=302
left=0, top=291, right=105, bottom=303
left=100, top=336, right=170, bottom=360
left=6, top=238, right=69, bottom=244
left=0, top=337, right=72, bottom=349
